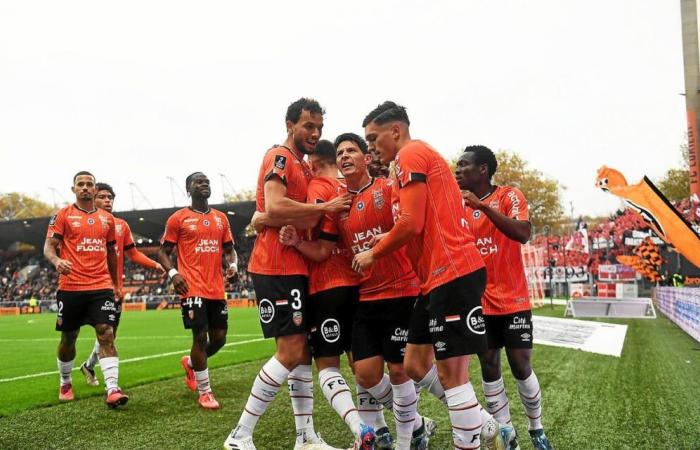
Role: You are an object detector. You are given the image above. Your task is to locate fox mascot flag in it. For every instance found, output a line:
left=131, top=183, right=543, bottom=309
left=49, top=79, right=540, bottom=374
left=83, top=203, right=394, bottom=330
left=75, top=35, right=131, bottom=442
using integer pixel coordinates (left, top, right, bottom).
left=596, top=166, right=700, bottom=269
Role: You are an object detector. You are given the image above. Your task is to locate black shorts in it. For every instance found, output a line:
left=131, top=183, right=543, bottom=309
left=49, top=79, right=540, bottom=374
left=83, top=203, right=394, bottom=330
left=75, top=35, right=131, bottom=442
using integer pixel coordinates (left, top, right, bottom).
left=114, top=302, right=122, bottom=328
left=55, top=289, right=117, bottom=332
left=352, top=297, right=415, bottom=364
left=484, top=310, right=533, bottom=349
left=180, top=297, right=228, bottom=331
left=309, top=286, right=359, bottom=358
left=407, top=269, right=488, bottom=360
left=251, top=274, right=308, bottom=338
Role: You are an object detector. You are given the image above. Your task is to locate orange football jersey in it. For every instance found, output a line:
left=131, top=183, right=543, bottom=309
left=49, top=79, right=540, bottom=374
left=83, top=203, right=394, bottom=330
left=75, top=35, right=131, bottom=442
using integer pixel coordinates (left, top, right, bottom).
left=324, top=177, right=420, bottom=301
left=162, top=207, right=234, bottom=299
left=248, top=145, right=313, bottom=276
left=306, top=176, right=361, bottom=295
left=46, top=204, right=116, bottom=291
left=464, top=186, right=531, bottom=315
left=393, top=140, right=485, bottom=294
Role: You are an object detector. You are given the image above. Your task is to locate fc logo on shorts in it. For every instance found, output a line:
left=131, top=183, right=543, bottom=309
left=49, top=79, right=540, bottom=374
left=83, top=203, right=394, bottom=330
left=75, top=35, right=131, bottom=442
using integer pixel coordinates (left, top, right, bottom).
left=259, top=299, right=274, bottom=324
left=466, top=306, right=485, bottom=335
left=321, top=318, right=340, bottom=343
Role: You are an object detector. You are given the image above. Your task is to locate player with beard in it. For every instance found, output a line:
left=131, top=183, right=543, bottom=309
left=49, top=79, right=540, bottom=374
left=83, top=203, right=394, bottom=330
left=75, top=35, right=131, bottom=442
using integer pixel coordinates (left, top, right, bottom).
left=44, top=171, right=127, bottom=408
left=224, top=99, right=351, bottom=450
left=279, top=133, right=437, bottom=450
left=158, top=172, right=238, bottom=410
left=455, top=146, right=553, bottom=450
left=353, top=102, right=519, bottom=450
left=79, top=183, right=165, bottom=386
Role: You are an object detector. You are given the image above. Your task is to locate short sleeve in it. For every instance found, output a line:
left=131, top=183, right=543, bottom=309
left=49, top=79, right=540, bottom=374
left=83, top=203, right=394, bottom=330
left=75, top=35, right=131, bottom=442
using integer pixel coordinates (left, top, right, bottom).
left=263, top=147, right=294, bottom=186
left=162, top=213, right=181, bottom=245
left=395, top=142, right=429, bottom=188
left=46, top=210, right=66, bottom=239
left=122, top=221, right=136, bottom=251
left=502, top=188, right=529, bottom=221
left=222, top=214, right=234, bottom=246
left=319, top=214, right=339, bottom=242
left=106, top=216, right=117, bottom=245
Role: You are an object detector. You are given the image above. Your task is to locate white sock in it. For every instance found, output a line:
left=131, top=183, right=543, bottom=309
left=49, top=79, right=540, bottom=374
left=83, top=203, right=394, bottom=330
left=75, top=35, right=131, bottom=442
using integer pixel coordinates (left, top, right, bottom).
left=99, top=356, right=119, bottom=393
left=417, top=364, right=446, bottom=404
left=482, top=377, right=511, bottom=425
left=319, top=367, right=362, bottom=438
left=85, top=340, right=100, bottom=370
left=195, top=368, right=211, bottom=395
left=57, top=358, right=73, bottom=386
left=356, top=383, right=387, bottom=430
left=392, top=380, right=417, bottom=449
left=480, top=408, right=499, bottom=440
left=445, top=383, right=482, bottom=449
left=367, top=374, right=393, bottom=412
left=234, top=356, right=289, bottom=439
left=516, top=371, right=543, bottom=430
left=412, top=382, right=424, bottom=432
left=288, top=365, right=317, bottom=444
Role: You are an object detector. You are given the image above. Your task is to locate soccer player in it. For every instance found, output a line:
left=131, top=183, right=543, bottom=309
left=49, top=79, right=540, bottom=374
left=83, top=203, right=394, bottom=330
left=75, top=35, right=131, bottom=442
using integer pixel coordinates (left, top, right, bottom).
left=224, top=99, right=351, bottom=450
left=43, top=171, right=128, bottom=408
left=158, top=172, right=238, bottom=410
left=280, top=133, right=435, bottom=450
left=80, top=183, right=165, bottom=386
left=456, top=146, right=553, bottom=450
left=353, top=102, right=518, bottom=450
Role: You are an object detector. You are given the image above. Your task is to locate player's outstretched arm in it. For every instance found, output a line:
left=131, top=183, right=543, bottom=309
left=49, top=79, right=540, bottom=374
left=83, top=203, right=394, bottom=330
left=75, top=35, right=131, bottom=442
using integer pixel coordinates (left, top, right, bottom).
left=251, top=210, right=320, bottom=232
left=264, top=178, right=351, bottom=221
left=43, top=236, right=72, bottom=275
left=126, top=247, right=165, bottom=275
left=462, top=190, right=531, bottom=244
left=278, top=225, right=335, bottom=263
left=158, top=243, right=189, bottom=295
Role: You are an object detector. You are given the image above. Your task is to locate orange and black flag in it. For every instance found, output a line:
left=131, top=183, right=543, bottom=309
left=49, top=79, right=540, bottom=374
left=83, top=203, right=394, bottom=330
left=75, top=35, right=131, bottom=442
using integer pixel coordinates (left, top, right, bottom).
left=597, top=166, right=700, bottom=269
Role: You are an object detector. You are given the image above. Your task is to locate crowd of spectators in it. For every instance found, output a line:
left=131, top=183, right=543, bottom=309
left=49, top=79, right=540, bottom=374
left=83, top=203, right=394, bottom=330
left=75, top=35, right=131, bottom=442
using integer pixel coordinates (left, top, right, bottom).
left=0, top=236, right=256, bottom=304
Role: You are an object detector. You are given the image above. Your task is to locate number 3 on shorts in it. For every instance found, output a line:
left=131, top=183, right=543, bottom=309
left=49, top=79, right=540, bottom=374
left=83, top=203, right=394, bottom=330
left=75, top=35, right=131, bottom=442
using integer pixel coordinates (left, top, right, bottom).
left=290, top=289, right=302, bottom=310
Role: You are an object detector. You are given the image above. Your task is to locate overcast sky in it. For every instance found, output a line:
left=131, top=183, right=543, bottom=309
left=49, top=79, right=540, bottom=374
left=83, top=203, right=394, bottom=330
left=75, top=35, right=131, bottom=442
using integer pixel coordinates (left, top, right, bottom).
left=0, top=1, right=688, bottom=218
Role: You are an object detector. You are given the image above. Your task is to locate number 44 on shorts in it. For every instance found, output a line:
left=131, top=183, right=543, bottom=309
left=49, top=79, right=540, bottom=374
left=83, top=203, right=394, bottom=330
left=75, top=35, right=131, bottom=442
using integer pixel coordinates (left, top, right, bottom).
left=186, top=297, right=203, bottom=308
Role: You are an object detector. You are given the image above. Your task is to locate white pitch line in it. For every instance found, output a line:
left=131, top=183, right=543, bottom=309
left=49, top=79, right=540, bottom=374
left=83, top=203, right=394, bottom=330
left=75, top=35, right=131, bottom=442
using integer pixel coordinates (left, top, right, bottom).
left=0, top=338, right=266, bottom=383
left=0, top=334, right=262, bottom=343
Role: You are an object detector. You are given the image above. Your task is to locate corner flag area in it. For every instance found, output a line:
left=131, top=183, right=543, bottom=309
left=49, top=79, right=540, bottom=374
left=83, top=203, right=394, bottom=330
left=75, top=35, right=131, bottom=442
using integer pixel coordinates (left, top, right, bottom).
left=1, top=306, right=698, bottom=449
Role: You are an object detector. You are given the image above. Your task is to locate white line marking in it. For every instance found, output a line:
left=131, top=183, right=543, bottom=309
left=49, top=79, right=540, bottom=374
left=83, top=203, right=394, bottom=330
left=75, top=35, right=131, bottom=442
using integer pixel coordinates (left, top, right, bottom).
left=0, top=338, right=267, bottom=383
left=0, top=334, right=262, bottom=343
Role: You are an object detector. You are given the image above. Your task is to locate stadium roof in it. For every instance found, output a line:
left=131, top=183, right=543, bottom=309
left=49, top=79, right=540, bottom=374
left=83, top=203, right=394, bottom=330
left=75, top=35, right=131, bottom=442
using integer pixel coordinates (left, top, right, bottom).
left=0, top=201, right=255, bottom=251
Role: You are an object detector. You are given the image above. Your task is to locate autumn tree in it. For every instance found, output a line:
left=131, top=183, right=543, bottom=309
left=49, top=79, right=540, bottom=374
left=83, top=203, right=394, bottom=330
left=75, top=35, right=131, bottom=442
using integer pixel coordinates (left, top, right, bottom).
left=657, top=142, right=690, bottom=201
left=0, top=193, right=57, bottom=220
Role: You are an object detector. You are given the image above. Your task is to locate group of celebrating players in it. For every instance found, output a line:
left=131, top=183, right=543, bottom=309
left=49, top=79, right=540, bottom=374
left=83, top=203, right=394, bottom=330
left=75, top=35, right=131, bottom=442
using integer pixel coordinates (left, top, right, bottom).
left=43, top=97, right=554, bottom=450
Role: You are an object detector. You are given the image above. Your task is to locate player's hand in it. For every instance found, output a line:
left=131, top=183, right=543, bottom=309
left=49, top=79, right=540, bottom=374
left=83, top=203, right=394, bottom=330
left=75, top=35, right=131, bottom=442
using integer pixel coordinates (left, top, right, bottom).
left=225, top=265, right=238, bottom=279
left=368, top=233, right=387, bottom=248
left=461, top=190, right=484, bottom=210
left=352, top=249, right=374, bottom=274
left=172, top=274, right=189, bottom=296
left=279, top=225, right=301, bottom=247
left=153, top=262, right=166, bottom=276
left=251, top=211, right=265, bottom=233
left=53, top=258, right=72, bottom=275
left=114, top=287, right=124, bottom=303
left=323, top=193, right=353, bottom=213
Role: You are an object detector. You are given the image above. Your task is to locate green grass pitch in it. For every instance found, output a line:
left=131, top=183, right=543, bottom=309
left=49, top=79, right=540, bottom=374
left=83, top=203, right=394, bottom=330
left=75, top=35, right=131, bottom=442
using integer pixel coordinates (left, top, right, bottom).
left=0, top=305, right=699, bottom=449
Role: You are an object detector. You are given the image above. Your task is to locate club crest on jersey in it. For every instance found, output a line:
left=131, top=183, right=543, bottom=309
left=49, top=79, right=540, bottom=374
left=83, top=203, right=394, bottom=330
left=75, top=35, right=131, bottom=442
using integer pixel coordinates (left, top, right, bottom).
left=274, top=155, right=287, bottom=170
left=87, top=218, right=95, bottom=225
left=372, top=190, right=384, bottom=209
left=473, top=210, right=481, bottom=219
left=203, top=219, right=210, bottom=227
left=356, top=201, right=365, bottom=211
left=259, top=299, right=274, bottom=323
left=292, top=311, right=303, bottom=327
